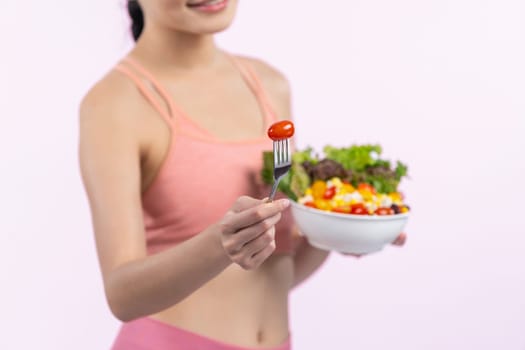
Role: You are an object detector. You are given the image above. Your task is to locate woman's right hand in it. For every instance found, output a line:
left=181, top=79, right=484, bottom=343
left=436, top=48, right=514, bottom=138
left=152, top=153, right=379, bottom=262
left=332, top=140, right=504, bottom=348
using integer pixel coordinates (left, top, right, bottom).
left=218, top=196, right=290, bottom=270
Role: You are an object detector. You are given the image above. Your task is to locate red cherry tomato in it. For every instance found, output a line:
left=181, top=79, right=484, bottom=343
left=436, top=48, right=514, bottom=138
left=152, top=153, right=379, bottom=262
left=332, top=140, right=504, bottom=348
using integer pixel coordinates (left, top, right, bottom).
left=351, top=203, right=367, bottom=210
left=350, top=206, right=369, bottom=215
left=333, top=206, right=351, bottom=214
left=304, top=201, right=317, bottom=209
left=267, top=120, right=295, bottom=141
left=358, top=183, right=376, bottom=194
left=375, top=207, right=394, bottom=216
left=322, top=186, right=336, bottom=200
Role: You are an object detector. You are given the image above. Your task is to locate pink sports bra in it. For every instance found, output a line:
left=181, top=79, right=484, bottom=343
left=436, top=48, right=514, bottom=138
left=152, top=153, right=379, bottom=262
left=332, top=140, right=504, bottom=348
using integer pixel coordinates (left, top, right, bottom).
left=114, top=55, right=297, bottom=255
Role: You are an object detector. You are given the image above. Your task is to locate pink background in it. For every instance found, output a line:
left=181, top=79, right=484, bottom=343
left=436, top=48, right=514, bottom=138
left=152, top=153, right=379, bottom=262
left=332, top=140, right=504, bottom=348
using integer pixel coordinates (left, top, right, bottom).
left=2, top=0, right=525, bottom=349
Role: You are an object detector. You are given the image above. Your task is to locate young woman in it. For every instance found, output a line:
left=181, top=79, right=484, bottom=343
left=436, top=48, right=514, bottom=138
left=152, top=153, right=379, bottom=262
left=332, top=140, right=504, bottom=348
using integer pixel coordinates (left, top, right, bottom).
left=79, top=1, right=406, bottom=349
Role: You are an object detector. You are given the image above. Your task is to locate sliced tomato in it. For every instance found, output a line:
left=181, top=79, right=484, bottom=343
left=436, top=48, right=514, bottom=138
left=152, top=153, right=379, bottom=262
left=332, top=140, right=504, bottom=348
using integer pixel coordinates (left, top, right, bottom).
left=304, top=201, right=317, bottom=209
left=350, top=203, right=367, bottom=210
left=350, top=205, right=369, bottom=215
left=323, top=186, right=336, bottom=200
left=267, top=120, right=295, bottom=140
left=375, top=207, right=395, bottom=216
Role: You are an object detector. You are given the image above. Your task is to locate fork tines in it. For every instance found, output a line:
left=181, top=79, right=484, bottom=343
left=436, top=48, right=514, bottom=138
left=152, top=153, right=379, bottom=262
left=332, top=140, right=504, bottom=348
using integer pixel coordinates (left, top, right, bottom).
left=273, top=139, right=291, bottom=166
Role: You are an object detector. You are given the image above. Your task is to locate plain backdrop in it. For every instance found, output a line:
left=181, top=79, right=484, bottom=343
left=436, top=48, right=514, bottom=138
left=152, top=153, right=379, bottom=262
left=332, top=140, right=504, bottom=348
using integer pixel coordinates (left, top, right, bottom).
left=2, top=0, right=525, bottom=349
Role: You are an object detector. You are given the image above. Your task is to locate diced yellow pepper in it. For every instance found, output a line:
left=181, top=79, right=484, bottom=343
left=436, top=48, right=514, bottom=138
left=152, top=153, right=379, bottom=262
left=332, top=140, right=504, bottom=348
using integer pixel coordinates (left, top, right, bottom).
left=340, top=183, right=355, bottom=194
left=389, top=192, right=402, bottom=202
left=314, top=199, right=332, bottom=211
left=360, top=190, right=373, bottom=201
left=330, top=177, right=343, bottom=188
left=312, top=180, right=327, bottom=200
left=334, top=199, right=345, bottom=207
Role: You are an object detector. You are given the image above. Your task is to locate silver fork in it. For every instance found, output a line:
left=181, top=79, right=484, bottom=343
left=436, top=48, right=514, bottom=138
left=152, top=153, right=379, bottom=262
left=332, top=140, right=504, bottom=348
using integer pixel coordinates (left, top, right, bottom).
left=268, top=138, right=292, bottom=201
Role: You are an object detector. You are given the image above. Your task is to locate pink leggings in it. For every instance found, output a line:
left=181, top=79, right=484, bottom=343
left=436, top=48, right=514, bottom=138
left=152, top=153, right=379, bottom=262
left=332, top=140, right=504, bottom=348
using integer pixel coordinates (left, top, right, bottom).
left=111, top=317, right=291, bottom=350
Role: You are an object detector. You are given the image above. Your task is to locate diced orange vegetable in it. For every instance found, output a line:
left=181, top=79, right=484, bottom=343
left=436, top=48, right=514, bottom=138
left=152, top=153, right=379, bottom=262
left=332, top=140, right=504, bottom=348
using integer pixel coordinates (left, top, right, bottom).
left=304, top=201, right=317, bottom=209
left=312, top=180, right=327, bottom=200
left=358, top=183, right=376, bottom=194
left=333, top=206, right=351, bottom=214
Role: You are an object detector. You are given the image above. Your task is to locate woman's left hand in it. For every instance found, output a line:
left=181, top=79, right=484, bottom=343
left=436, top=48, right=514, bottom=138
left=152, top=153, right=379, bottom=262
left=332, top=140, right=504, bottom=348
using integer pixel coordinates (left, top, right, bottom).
left=343, top=232, right=407, bottom=258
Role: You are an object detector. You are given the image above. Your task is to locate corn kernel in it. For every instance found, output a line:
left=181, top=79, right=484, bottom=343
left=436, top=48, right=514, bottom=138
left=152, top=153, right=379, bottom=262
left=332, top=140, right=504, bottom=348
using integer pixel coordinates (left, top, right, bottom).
left=389, top=192, right=402, bottom=202
left=361, top=191, right=373, bottom=201
left=330, top=177, right=343, bottom=188
left=340, top=184, right=354, bottom=194
left=314, top=200, right=332, bottom=211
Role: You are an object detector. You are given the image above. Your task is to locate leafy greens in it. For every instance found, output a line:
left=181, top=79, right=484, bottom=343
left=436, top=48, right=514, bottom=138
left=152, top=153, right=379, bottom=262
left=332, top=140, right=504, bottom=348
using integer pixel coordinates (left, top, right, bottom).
left=262, top=144, right=408, bottom=200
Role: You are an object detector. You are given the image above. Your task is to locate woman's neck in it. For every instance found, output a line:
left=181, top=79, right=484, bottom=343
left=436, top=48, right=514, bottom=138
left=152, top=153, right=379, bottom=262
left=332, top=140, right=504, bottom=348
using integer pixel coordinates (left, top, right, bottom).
left=132, top=24, right=223, bottom=73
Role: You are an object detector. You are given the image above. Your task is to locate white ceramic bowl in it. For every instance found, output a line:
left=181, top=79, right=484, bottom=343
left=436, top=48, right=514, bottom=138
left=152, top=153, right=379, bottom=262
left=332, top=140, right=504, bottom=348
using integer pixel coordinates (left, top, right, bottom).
left=290, top=201, right=409, bottom=254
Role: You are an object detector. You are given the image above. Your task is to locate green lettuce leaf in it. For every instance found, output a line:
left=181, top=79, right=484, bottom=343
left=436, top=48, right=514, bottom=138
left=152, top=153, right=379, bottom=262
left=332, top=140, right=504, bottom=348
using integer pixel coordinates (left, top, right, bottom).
left=323, top=144, right=382, bottom=171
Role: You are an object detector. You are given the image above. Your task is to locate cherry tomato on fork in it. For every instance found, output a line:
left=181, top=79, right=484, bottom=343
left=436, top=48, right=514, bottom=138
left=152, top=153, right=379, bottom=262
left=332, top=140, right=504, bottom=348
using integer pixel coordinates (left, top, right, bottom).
left=267, top=120, right=295, bottom=140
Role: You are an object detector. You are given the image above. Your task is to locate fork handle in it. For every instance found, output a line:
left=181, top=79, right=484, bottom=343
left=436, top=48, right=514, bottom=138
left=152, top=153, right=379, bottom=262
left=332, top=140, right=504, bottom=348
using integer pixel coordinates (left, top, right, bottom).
left=268, top=179, right=281, bottom=202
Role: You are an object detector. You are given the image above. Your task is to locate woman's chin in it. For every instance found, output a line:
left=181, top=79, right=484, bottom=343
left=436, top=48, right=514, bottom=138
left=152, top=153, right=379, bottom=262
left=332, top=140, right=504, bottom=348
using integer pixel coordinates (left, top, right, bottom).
left=182, top=0, right=237, bottom=34
left=190, top=20, right=234, bottom=34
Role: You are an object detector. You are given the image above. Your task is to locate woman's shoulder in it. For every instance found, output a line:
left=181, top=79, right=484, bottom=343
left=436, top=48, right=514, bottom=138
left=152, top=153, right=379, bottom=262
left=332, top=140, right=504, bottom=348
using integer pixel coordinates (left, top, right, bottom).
left=234, top=55, right=291, bottom=118
left=79, top=65, right=153, bottom=131
left=80, top=68, right=138, bottom=118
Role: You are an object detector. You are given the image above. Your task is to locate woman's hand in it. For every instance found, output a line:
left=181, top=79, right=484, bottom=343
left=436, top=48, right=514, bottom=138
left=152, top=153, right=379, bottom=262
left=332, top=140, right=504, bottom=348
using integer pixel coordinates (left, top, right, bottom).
left=343, top=232, right=407, bottom=258
left=218, top=196, right=290, bottom=270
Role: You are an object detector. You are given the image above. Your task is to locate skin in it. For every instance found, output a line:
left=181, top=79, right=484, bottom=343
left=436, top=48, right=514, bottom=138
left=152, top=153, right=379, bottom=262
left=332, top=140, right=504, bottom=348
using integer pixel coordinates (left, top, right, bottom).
left=79, top=0, right=405, bottom=347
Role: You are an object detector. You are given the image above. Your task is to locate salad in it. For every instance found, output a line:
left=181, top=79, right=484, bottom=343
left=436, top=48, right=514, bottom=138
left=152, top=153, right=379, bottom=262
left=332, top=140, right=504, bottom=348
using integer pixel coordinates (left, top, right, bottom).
left=262, top=144, right=410, bottom=216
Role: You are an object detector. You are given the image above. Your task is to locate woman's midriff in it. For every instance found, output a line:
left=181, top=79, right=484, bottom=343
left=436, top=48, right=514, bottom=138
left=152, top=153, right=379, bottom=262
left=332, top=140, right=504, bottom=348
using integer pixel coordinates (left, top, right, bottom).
left=149, top=254, right=294, bottom=348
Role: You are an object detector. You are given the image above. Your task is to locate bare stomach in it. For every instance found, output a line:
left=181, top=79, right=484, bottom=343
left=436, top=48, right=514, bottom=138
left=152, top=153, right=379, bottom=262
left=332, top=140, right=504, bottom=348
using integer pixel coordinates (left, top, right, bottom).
left=150, top=254, right=294, bottom=347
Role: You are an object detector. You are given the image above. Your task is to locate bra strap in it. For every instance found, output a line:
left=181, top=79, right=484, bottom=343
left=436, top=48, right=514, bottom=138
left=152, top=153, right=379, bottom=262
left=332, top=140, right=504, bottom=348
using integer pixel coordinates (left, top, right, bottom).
left=114, top=63, right=175, bottom=126
left=228, top=56, right=279, bottom=124
left=122, top=57, right=189, bottom=121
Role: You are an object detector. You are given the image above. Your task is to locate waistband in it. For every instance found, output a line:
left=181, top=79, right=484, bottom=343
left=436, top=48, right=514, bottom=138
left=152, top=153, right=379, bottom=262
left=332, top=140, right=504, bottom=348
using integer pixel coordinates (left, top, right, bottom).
left=111, top=317, right=291, bottom=350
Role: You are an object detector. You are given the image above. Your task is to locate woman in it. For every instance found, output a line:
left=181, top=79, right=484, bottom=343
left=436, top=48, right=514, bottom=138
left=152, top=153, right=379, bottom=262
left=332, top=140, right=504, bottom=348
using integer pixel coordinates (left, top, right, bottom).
left=79, top=1, right=406, bottom=349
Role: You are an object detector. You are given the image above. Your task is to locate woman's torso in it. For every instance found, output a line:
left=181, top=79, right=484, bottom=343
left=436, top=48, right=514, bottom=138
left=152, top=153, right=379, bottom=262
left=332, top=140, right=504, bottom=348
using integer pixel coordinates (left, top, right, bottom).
left=111, top=52, right=295, bottom=346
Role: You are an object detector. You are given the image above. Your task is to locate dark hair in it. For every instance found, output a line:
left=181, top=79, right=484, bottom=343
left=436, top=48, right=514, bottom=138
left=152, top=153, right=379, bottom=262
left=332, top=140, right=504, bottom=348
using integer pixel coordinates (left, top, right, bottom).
left=127, top=0, right=144, bottom=41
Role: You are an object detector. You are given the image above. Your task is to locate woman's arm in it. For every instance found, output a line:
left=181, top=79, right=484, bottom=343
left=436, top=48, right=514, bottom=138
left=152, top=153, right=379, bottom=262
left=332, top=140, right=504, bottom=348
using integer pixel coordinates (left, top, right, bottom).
left=79, top=74, right=288, bottom=322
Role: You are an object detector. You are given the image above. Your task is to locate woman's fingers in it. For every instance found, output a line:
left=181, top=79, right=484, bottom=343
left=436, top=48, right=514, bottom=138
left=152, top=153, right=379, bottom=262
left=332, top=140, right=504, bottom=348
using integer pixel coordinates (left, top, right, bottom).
left=249, top=239, right=277, bottom=268
left=230, top=196, right=265, bottom=213
left=243, top=227, right=276, bottom=257
left=228, top=228, right=276, bottom=270
left=233, top=213, right=281, bottom=247
left=222, top=199, right=289, bottom=234
left=342, top=252, right=363, bottom=258
left=392, top=232, right=407, bottom=246
left=220, top=196, right=290, bottom=270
